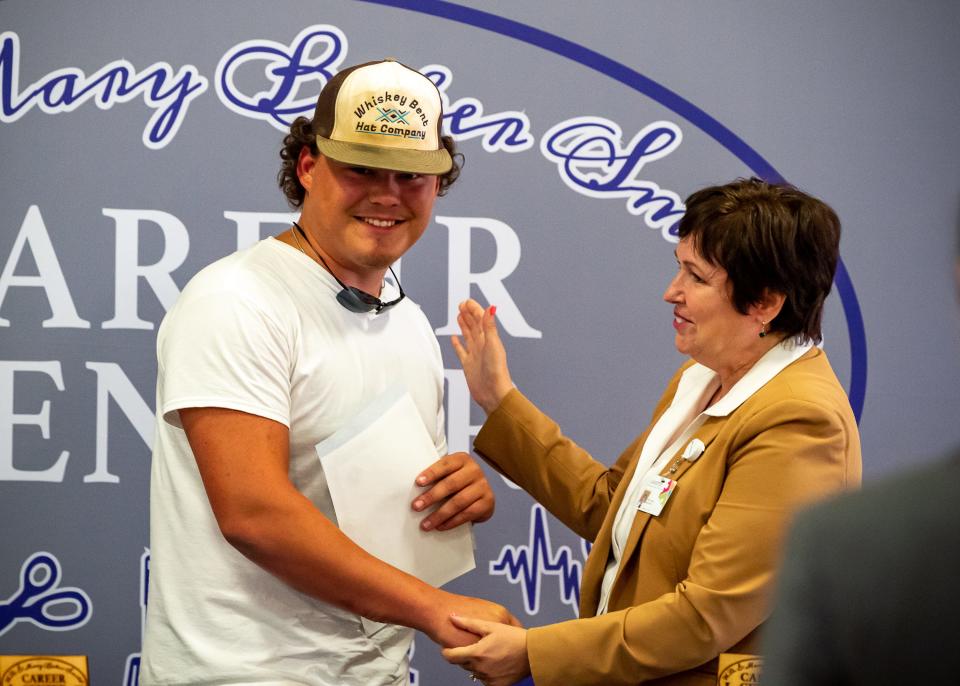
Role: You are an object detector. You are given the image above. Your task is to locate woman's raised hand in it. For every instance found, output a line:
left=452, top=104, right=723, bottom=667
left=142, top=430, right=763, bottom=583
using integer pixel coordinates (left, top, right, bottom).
left=450, top=300, right=515, bottom=415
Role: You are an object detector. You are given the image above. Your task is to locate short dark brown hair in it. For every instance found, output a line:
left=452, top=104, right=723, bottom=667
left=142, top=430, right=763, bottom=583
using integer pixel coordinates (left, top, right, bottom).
left=677, top=177, right=841, bottom=343
left=277, top=115, right=463, bottom=208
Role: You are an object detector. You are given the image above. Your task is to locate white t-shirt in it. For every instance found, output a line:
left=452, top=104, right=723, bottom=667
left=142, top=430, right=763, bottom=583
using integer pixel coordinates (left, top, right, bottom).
left=141, top=238, right=447, bottom=686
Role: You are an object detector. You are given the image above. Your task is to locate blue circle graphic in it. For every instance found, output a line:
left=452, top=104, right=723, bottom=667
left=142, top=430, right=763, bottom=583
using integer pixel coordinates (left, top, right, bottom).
left=359, top=0, right=867, bottom=421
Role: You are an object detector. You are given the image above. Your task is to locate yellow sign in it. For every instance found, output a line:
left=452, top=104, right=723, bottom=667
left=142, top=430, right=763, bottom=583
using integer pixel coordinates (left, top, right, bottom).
left=717, top=652, right=762, bottom=685
left=0, top=656, right=88, bottom=686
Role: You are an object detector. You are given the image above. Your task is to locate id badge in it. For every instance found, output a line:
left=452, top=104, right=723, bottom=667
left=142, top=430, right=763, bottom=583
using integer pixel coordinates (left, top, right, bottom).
left=637, top=475, right=677, bottom=516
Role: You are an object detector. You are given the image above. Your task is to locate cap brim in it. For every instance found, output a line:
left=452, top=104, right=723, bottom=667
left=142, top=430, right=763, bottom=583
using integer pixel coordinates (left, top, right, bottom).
left=316, top=136, right=452, bottom=174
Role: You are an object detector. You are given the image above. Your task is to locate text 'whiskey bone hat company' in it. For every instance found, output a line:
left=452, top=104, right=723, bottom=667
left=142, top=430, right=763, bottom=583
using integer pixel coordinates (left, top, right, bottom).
left=313, top=58, right=452, bottom=174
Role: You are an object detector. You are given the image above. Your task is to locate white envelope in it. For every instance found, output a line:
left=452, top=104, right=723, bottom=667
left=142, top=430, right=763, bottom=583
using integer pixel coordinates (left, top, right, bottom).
left=316, top=386, right=476, bottom=632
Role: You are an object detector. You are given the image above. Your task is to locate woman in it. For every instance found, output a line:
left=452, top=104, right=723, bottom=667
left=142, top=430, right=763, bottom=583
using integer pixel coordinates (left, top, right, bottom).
left=442, top=178, right=862, bottom=686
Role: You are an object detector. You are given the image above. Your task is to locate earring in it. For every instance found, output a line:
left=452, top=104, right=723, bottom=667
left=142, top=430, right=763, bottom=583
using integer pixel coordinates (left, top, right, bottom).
left=758, top=320, right=768, bottom=338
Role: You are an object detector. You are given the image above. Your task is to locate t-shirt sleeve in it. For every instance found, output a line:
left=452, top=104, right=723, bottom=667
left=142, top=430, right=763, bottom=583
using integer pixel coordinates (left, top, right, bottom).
left=157, top=288, right=293, bottom=429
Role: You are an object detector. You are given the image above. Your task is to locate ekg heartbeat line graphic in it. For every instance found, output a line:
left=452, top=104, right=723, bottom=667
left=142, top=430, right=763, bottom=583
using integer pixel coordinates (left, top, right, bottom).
left=490, top=504, right=591, bottom=616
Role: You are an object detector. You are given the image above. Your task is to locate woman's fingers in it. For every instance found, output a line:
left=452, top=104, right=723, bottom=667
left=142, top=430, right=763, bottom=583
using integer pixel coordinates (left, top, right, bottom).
left=450, top=614, right=495, bottom=635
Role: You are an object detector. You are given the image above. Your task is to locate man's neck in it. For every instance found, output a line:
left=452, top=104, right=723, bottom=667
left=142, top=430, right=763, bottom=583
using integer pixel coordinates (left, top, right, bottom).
left=287, top=225, right=386, bottom=296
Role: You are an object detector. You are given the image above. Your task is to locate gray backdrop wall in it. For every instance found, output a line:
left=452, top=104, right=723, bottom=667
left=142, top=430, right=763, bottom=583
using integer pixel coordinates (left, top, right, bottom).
left=2, top=1, right=958, bottom=683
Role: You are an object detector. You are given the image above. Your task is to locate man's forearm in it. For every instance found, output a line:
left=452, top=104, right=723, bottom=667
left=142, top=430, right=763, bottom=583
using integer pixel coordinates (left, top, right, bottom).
left=219, top=484, right=446, bottom=634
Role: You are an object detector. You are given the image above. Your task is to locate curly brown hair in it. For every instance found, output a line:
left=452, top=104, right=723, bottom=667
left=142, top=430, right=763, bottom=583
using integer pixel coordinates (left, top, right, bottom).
left=277, top=116, right=463, bottom=208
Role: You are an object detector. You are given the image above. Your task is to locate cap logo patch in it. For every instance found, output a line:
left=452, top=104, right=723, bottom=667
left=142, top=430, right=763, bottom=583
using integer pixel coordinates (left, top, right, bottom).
left=352, top=90, right=429, bottom=142
left=376, top=107, right=410, bottom=124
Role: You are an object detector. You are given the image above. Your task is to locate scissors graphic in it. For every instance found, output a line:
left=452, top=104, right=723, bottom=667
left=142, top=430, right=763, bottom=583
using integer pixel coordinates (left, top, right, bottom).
left=0, top=551, right=92, bottom=636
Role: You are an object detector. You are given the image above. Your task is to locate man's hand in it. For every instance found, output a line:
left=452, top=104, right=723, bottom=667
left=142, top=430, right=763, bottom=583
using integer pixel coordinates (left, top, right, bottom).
left=426, top=592, right=522, bottom=648
left=413, top=452, right=494, bottom=531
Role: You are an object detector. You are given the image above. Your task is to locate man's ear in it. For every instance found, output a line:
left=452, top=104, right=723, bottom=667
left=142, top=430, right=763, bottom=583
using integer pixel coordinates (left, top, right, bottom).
left=750, top=288, right=786, bottom=324
left=297, top=147, right=317, bottom=192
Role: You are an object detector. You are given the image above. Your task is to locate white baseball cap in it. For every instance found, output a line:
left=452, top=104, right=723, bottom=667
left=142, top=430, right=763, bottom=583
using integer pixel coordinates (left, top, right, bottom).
left=312, top=58, right=452, bottom=174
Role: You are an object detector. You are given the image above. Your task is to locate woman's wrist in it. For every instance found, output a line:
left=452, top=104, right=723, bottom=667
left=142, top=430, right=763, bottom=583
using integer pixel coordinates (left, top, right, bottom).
left=480, top=381, right=514, bottom=415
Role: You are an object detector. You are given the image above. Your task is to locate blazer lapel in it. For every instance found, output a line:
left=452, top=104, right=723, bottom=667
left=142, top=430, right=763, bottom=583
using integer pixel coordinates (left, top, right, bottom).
left=579, top=363, right=712, bottom=617
left=600, top=417, right=726, bottom=610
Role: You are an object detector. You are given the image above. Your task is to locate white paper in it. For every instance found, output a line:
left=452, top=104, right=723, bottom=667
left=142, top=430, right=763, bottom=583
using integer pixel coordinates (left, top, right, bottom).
left=316, top=386, right=476, bottom=632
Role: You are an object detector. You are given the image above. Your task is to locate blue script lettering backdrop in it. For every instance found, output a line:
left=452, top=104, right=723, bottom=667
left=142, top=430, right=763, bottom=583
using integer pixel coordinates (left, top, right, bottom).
left=2, top=0, right=959, bottom=682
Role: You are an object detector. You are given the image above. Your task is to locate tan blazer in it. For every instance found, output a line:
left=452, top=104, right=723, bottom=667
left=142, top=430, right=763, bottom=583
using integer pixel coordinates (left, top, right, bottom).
left=474, top=347, right=861, bottom=686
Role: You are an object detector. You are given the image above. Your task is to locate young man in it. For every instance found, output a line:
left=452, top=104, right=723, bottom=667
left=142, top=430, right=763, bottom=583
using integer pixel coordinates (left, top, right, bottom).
left=141, top=59, right=516, bottom=686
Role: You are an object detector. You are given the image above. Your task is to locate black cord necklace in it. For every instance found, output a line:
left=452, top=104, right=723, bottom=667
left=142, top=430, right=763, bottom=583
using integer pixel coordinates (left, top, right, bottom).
left=290, top=222, right=405, bottom=314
